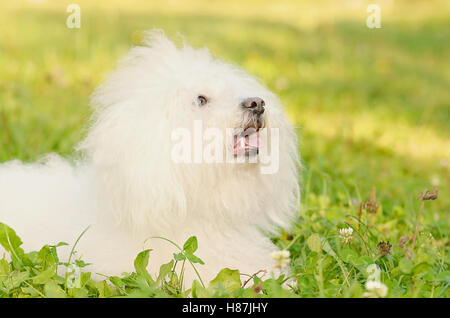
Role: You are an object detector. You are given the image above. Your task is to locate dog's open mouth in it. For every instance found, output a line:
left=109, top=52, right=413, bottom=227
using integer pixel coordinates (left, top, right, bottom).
left=233, top=125, right=261, bottom=157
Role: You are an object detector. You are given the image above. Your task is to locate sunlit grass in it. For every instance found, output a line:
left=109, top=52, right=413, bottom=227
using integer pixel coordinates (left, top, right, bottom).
left=0, top=0, right=448, bottom=297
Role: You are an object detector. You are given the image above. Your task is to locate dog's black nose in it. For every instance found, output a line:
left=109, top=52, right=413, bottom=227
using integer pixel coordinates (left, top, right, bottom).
left=242, top=97, right=265, bottom=115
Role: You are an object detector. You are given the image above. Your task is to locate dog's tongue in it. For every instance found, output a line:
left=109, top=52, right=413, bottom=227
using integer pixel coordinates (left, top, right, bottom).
left=233, top=135, right=260, bottom=155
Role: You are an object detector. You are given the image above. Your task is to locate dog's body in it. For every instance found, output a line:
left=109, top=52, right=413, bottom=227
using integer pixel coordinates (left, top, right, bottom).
left=0, top=31, right=300, bottom=284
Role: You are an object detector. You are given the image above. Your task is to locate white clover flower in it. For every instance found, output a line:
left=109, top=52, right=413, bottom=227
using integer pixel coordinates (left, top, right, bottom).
left=339, top=227, right=354, bottom=244
left=363, top=280, right=388, bottom=298
left=270, top=250, right=290, bottom=269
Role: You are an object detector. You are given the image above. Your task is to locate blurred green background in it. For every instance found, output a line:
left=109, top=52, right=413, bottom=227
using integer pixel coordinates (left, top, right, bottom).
left=0, top=1, right=449, bottom=232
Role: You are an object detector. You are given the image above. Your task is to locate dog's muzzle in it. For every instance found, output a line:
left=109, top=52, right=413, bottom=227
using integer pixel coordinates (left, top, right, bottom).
left=242, top=97, right=265, bottom=116
left=241, top=97, right=266, bottom=130
left=234, top=97, right=266, bottom=157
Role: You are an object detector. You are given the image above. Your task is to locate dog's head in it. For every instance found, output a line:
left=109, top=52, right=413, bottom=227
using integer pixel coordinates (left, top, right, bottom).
left=79, top=30, right=299, bottom=232
left=84, top=31, right=294, bottom=162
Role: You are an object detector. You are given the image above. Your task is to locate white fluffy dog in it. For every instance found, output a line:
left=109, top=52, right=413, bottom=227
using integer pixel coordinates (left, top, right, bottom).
left=0, top=31, right=300, bottom=285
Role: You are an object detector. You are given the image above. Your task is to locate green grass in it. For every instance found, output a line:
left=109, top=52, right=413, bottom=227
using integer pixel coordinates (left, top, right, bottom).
left=0, top=0, right=449, bottom=298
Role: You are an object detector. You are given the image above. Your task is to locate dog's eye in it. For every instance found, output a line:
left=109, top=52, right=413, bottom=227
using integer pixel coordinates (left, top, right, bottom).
left=197, top=95, right=208, bottom=106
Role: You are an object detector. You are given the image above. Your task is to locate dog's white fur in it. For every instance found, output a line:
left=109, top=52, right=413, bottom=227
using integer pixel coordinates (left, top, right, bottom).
left=0, top=31, right=300, bottom=285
